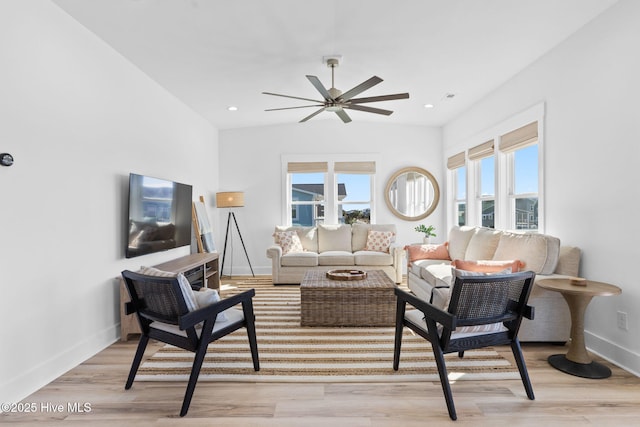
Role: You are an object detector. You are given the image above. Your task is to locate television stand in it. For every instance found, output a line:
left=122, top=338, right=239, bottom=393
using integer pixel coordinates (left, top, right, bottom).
left=119, top=252, right=220, bottom=341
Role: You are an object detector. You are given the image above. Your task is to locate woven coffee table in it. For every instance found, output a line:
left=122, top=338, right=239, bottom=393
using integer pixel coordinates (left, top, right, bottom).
left=300, top=270, right=396, bottom=326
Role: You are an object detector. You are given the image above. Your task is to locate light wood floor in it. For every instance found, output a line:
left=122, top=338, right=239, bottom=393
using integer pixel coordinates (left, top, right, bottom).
left=4, top=280, right=640, bottom=426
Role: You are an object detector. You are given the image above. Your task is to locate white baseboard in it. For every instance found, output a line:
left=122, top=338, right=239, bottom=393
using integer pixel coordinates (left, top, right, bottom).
left=586, top=330, right=640, bottom=377
left=1, top=324, right=119, bottom=404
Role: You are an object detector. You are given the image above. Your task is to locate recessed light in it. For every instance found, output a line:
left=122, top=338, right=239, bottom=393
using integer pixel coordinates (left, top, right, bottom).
left=424, top=104, right=434, bottom=109
left=227, top=106, right=238, bottom=111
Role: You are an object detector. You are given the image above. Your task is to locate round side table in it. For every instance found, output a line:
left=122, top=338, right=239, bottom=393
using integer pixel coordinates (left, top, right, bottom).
left=537, top=278, right=621, bottom=379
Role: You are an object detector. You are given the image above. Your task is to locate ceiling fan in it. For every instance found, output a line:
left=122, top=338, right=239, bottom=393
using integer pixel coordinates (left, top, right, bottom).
left=262, top=57, right=409, bottom=123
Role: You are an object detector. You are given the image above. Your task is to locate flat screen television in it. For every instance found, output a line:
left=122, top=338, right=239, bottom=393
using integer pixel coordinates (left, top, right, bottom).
left=126, top=173, right=193, bottom=258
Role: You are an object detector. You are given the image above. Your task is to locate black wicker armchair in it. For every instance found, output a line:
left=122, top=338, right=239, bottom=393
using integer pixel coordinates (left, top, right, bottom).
left=393, top=270, right=536, bottom=420
left=121, top=270, right=259, bottom=416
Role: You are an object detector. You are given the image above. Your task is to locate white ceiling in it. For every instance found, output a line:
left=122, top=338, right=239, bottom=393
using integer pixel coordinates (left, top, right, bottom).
left=52, top=0, right=618, bottom=130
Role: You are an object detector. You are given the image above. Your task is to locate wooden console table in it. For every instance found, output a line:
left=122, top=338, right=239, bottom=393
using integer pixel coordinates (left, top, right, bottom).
left=537, top=278, right=621, bottom=379
left=119, top=252, right=220, bottom=341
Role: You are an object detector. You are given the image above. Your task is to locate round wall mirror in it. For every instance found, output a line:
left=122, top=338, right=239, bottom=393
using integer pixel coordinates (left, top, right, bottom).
left=385, top=167, right=440, bottom=221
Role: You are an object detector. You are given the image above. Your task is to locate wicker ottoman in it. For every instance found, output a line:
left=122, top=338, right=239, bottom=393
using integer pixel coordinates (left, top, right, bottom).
left=300, top=270, right=396, bottom=326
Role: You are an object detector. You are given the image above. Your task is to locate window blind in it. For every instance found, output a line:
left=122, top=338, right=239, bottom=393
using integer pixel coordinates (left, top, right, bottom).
left=287, top=162, right=328, bottom=173
left=334, top=161, right=376, bottom=174
left=447, top=152, right=466, bottom=169
left=468, top=139, right=495, bottom=160
left=500, top=121, right=538, bottom=152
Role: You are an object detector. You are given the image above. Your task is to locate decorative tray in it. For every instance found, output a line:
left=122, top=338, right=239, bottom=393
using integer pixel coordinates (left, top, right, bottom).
left=326, top=269, right=367, bottom=281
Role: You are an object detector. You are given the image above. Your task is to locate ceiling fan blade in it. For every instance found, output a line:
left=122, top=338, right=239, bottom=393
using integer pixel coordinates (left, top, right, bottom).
left=338, top=76, right=383, bottom=101
left=348, top=93, right=410, bottom=104
left=335, top=109, right=352, bottom=123
left=262, top=92, right=323, bottom=104
left=299, top=107, right=326, bottom=123
left=345, top=104, right=393, bottom=116
left=306, top=75, right=333, bottom=101
left=265, top=105, right=324, bottom=111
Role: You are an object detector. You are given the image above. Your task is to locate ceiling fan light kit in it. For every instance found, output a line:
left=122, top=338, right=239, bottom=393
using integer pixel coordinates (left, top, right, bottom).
left=263, top=56, right=409, bottom=123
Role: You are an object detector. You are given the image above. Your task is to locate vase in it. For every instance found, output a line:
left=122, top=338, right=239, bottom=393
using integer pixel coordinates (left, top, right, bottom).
left=423, top=236, right=431, bottom=244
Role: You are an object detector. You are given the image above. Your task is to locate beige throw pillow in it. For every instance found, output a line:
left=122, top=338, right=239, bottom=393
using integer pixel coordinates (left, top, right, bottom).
left=273, top=230, right=304, bottom=254
left=365, top=230, right=394, bottom=253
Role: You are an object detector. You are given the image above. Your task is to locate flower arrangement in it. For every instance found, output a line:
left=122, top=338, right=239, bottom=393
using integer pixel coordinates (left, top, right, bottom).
left=414, top=224, right=436, bottom=238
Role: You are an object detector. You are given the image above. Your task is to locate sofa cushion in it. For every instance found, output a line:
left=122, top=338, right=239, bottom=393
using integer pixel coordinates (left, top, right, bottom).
left=275, top=226, right=318, bottom=252
left=281, top=252, right=318, bottom=267
left=493, top=232, right=560, bottom=274
left=318, top=224, right=352, bottom=253
left=351, top=223, right=397, bottom=252
left=447, top=226, right=476, bottom=261
left=405, top=243, right=450, bottom=262
left=365, top=230, right=395, bottom=253
left=273, top=230, right=304, bottom=254
left=421, top=263, right=454, bottom=291
left=354, top=250, right=393, bottom=266
left=318, top=251, right=355, bottom=266
left=451, top=259, right=523, bottom=273
left=464, top=228, right=502, bottom=260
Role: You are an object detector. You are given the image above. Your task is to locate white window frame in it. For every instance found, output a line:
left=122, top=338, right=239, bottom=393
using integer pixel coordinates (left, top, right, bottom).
left=505, top=143, right=540, bottom=231
left=474, top=155, right=497, bottom=228
left=446, top=103, right=545, bottom=233
left=282, top=154, right=378, bottom=226
left=453, top=165, right=467, bottom=226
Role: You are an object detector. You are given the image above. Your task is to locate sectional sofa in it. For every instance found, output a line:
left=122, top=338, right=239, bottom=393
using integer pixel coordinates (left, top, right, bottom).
left=267, top=223, right=404, bottom=284
left=406, top=226, right=581, bottom=342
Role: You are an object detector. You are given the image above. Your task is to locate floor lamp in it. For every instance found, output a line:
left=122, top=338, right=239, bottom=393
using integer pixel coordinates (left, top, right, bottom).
left=216, top=191, right=255, bottom=278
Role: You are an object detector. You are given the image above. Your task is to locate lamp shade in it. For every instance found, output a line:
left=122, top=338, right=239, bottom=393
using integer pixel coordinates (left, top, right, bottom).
left=216, top=191, right=244, bottom=208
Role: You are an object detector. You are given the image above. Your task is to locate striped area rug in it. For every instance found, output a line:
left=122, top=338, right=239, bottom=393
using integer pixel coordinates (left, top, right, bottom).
left=135, top=277, right=520, bottom=382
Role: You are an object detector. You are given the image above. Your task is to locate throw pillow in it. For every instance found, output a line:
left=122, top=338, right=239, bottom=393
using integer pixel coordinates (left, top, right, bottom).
left=405, top=243, right=450, bottom=262
left=139, top=266, right=198, bottom=312
left=193, top=288, right=228, bottom=322
left=273, top=230, right=304, bottom=254
left=365, top=230, right=395, bottom=253
left=451, top=259, right=523, bottom=273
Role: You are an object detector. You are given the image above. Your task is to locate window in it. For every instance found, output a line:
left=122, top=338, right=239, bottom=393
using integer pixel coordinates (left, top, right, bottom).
left=447, top=151, right=466, bottom=226
left=447, top=113, right=542, bottom=232
left=285, top=159, right=375, bottom=226
left=455, top=167, right=466, bottom=226
left=290, top=171, right=326, bottom=226
left=502, top=122, right=539, bottom=230
left=336, top=172, right=372, bottom=224
left=469, top=139, right=496, bottom=228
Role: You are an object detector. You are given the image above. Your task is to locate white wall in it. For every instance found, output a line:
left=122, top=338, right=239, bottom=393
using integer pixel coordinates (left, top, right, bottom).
left=443, top=0, right=640, bottom=374
left=0, top=1, right=218, bottom=402
left=219, top=120, right=443, bottom=275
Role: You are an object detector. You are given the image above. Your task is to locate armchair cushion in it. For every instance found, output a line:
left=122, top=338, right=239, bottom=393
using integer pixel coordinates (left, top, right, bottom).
left=193, top=288, right=228, bottom=322
left=139, top=266, right=197, bottom=312
left=404, top=308, right=507, bottom=338
left=150, top=308, right=244, bottom=338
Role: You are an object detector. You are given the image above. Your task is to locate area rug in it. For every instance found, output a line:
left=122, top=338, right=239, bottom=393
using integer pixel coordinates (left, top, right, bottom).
left=135, top=277, right=520, bottom=383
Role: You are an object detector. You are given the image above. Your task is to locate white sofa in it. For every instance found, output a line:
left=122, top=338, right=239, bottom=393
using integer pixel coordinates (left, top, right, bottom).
left=267, top=223, right=404, bottom=284
left=407, top=226, right=581, bottom=343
